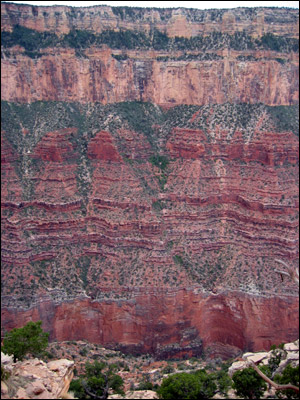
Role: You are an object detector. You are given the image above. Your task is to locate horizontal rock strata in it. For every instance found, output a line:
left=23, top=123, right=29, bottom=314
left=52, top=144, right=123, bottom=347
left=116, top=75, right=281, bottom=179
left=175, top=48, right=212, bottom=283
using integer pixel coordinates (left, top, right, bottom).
left=1, top=4, right=299, bottom=358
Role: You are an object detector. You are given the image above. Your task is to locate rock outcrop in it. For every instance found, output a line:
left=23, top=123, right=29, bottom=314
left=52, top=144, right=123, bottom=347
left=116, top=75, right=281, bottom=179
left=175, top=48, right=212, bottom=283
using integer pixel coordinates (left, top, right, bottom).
left=1, top=3, right=298, bottom=38
left=1, top=48, right=298, bottom=106
left=1, top=3, right=299, bottom=359
left=228, top=338, right=299, bottom=377
left=109, top=390, right=158, bottom=399
left=1, top=352, right=74, bottom=399
left=1, top=290, right=299, bottom=360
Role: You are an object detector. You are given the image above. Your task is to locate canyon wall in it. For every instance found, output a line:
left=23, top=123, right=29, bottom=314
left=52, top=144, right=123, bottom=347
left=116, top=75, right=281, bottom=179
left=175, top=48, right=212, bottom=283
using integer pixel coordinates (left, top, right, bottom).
left=1, top=3, right=299, bottom=359
left=2, top=290, right=299, bottom=359
left=1, top=48, right=299, bottom=106
left=1, top=2, right=299, bottom=38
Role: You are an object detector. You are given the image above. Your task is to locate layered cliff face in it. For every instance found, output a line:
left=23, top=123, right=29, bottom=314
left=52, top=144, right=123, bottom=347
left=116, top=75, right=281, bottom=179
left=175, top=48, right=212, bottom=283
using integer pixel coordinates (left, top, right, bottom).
left=1, top=47, right=299, bottom=105
left=1, top=3, right=299, bottom=359
left=1, top=2, right=299, bottom=38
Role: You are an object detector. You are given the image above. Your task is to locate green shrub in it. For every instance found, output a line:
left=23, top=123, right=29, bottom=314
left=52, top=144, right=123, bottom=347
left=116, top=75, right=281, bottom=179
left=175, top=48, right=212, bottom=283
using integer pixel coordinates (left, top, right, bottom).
left=274, top=364, right=299, bottom=399
left=149, top=155, right=169, bottom=170
left=1, top=365, right=11, bottom=381
left=2, top=25, right=298, bottom=55
left=157, top=370, right=217, bottom=399
left=1, top=321, right=49, bottom=363
left=232, top=367, right=267, bottom=399
left=1, top=24, right=58, bottom=51
left=112, top=54, right=129, bottom=61
left=70, top=361, right=124, bottom=399
left=137, top=380, right=154, bottom=390
left=162, top=364, right=175, bottom=374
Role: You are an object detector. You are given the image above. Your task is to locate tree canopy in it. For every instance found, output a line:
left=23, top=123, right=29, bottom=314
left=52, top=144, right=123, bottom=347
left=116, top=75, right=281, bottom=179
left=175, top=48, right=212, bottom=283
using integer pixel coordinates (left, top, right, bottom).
left=157, top=370, right=217, bottom=399
left=69, top=360, right=124, bottom=399
left=1, top=320, right=49, bottom=363
left=232, top=367, right=267, bottom=399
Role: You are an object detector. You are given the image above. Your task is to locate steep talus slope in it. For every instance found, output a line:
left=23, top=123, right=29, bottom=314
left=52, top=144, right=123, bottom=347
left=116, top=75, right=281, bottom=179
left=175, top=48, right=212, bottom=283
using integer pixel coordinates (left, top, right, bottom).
left=1, top=3, right=299, bottom=359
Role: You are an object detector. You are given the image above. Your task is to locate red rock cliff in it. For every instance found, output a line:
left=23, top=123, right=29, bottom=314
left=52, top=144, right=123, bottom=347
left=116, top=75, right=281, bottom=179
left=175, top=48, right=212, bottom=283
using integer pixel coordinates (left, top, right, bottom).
left=1, top=4, right=299, bottom=359
left=1, top=48, right=298, bottom=106
left=1, top=3, right=298, bottom=38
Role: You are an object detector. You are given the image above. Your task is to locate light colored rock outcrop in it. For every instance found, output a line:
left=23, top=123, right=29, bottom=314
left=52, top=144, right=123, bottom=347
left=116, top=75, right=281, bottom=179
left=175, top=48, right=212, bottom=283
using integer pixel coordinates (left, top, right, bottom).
left=228, top=339, right=299, bottom=377
left=109, top=390, right=158, bottom=399
left=1, top=353, right=74, bottom=399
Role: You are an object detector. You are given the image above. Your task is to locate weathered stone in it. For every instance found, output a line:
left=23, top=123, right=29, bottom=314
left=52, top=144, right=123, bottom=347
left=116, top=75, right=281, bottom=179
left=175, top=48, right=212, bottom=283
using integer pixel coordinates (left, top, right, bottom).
left=284, top=340, right=299, bottom=352
left=109, top=390, right=158, bottom=399
left=16, top=387, right=30, bottom=399
left=26, top=381, right=46, bottom=396
left=0, top=358, right=74, bottom=400
left=243, top=352, right=269, bottom=364
left=1, top=381, right=8, bottom=395
left=1, top=352, right=13, bottom=365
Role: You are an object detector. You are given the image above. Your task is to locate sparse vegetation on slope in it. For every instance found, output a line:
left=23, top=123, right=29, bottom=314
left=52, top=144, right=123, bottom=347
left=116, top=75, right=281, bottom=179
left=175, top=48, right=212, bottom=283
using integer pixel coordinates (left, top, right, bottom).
left=2, top=25, right=298, bottom=53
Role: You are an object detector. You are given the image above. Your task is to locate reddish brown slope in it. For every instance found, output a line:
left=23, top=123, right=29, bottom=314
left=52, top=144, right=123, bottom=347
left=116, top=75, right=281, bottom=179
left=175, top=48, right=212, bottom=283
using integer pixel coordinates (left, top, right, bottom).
left=1, top=107, right=298, bottom=357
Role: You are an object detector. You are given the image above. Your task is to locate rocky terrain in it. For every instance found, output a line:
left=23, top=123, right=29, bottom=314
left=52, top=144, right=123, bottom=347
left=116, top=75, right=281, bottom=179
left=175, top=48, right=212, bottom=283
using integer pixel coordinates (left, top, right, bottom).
left=2, top=338, right=298, bottom=399
left=1, top=352, right=74, bottom=399
left=1, top=2, right=299, bottom=360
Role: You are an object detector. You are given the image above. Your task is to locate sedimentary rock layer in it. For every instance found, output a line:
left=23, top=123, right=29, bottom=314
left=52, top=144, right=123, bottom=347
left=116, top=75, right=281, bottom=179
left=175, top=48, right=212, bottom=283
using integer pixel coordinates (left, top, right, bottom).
left=1, top=3, right=298, bottom=38
left=1, top=101, right=298, bottom=357
left=1, top=289, right=299, bottom=359
left=1, top=48, right=298, bottom=105
left=1, top=4, right=299, bottom=358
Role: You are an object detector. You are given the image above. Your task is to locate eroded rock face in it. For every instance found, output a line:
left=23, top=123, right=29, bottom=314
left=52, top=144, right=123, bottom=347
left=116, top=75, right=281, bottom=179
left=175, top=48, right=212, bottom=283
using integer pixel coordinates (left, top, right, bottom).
left=1, top=4, right=299, bottom=359
left=1, top=353, right=74, bottom=399
left=1, top=3, right=298, bottom=38
left=1, top=291, right=299, bottom=360
left=1, top=49, right=298, bottom=106
left=1, top=101, right=299, bottom=358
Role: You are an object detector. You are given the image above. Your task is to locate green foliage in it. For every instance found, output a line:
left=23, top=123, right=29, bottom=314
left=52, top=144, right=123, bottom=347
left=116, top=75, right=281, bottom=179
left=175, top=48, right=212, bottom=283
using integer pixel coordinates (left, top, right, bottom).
left=98, top=29, right=150, bottom=49
left=152, top=200, right=166, bottom=211
left=268, top=348, right=285, bottom=375
left=1, top=24, right=58, bottom=51
left=112, top=53, right=129, bottom=61
left=69, top=379, right=86, bottom=399
left=212, top=370, right=233, bottom=397
left=2, top=25, right=298, bottom=53
left=173, top=255, right=184, bottom=265
left=62, top=29, right=96, bottom=49
left=1, top=321, right=49, bottom=363
left=259, top=32, right=299, bottom=52
left=149, top=155, right=169, bottom=170
left=1, top=365, right=11, bottom=381
left=161, top=364, right=175, bottom=374
left=152, top=29, right=170, bottom=50
left=70, top=360, right=124, bottom=399
left=258, top=364, right=272, bottom=379
left=232, top=367, right=267, bottom=399
left=274, top=365, right=299, bottom=399
left=113, top=101, right=164, bottom=145
left=266, top=105, right=299, bottom=136
left=137, top=380, right=154, bottom=390
left=157, top=370, right=217, bottom=399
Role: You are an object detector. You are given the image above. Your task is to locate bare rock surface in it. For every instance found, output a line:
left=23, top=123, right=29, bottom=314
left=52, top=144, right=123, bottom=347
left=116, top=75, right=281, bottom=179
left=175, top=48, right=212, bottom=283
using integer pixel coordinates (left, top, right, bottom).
left=1, top=353, right=74, bottom=399
left=228, top=338, right=299, bottom=377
